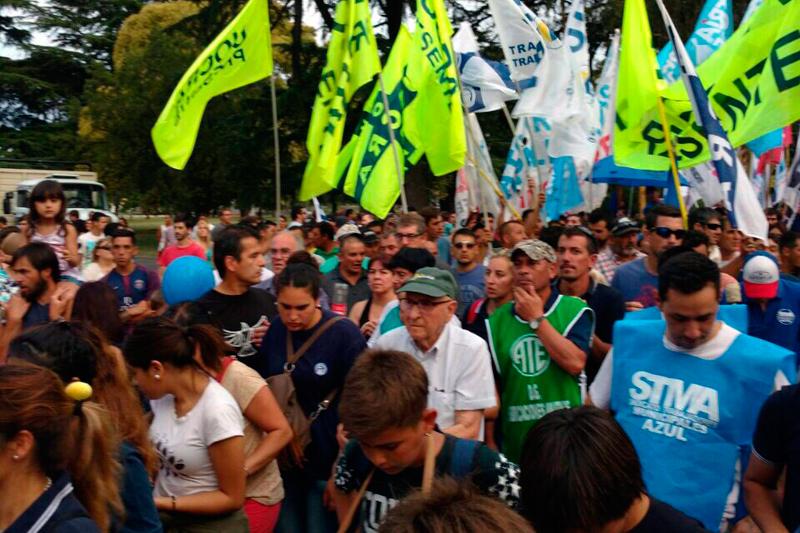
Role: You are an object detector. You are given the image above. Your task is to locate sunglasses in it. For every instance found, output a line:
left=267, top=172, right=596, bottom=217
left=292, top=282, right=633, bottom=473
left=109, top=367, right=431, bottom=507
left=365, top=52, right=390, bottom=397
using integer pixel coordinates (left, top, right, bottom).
left=454, top=242, right=476, bottom=249
left=704, top=223, right=722, bottom=231
left=652, top=227, right=687, bottom=239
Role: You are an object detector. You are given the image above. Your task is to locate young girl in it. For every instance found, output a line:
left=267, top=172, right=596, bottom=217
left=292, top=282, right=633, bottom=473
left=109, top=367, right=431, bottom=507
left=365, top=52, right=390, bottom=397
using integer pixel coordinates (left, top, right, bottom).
left=26, top=180, right=82, bottom=283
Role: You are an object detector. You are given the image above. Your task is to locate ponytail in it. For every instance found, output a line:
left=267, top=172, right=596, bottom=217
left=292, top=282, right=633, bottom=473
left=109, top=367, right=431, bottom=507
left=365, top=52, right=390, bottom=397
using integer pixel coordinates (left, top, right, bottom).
left=125, top=316, right=227, bottom=374
left=69, top=401, right=123, bottom=531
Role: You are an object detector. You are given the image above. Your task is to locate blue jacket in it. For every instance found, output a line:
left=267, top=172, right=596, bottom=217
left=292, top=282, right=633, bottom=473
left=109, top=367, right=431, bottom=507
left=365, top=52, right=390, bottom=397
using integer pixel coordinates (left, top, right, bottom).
left=6, top=471, right=99, bottom=533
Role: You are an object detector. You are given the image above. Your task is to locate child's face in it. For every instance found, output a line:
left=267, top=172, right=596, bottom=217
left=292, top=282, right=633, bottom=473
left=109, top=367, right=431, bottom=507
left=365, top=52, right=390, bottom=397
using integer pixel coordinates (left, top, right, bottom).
left=357, top=410, right=436, bottom=475
left=35, top=198, right=61, bottom=219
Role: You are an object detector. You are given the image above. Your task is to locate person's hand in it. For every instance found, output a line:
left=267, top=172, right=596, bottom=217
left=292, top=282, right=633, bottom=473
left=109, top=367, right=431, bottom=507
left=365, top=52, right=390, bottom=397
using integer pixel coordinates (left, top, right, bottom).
left=625, top=301, right=644, bottom=312
left=5, top=294, right=29, bottom=323
left=252, top=320, right=269, bottom=348
left=64, top=248, right=80, bottom=266
left=323, top=476, right=337, bottom=512
left=49, top=285, right=76, bottom=320
left=360, top=320, right=376, bottom=338
left=514, top=285, right=544, bottom=322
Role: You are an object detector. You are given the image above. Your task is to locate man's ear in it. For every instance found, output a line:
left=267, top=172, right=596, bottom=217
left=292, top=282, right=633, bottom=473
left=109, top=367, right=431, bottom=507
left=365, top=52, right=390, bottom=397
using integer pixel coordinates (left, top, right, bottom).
left=224, top=255, right=238, bottom=273
left=421, top=408, right=437, bottom=432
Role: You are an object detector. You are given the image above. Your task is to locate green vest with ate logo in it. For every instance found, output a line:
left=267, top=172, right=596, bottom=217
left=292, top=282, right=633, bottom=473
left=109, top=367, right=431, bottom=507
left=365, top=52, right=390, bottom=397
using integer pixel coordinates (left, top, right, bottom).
left=487, top=295, right=589, bottom=462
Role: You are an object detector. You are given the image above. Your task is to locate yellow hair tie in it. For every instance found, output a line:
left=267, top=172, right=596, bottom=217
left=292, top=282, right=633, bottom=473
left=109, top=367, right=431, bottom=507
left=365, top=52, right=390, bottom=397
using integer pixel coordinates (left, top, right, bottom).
left=64, top=380, right=93, bottom=402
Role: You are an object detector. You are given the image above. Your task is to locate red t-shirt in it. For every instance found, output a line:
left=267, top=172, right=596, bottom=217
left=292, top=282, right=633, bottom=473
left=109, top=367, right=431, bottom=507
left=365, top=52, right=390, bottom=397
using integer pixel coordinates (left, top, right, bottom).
left=158, top=242, right=207, bottom=268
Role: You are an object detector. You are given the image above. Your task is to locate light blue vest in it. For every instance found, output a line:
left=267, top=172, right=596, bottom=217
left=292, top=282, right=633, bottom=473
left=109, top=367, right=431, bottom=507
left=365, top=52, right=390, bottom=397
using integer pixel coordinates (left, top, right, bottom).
left=624, top=304, right=748, bottom=332
left=611, top=320, right=795, bottom=530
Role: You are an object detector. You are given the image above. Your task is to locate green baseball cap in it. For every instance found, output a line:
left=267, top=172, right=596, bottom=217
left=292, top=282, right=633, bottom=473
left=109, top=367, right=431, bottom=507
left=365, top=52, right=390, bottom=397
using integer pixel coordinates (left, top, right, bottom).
left=398, top=267, right=458, bottom=300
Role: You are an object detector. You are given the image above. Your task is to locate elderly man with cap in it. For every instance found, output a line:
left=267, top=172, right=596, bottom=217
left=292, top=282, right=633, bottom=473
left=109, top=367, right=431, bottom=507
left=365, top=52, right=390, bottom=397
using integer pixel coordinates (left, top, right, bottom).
left=743, top=251, right=800, bottom=365
left=594, top=217, right=645, bottom=283
left=375, top=267, right=496, bottom=440
left=485, top=239, right=594, bottom=462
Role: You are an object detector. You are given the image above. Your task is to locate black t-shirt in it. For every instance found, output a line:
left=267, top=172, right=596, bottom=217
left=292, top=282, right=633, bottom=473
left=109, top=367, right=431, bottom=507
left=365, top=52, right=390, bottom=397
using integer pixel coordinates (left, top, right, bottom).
left=195, top=288, right=277, bottom=368
left=752, top=383, right=800, bottom=531
left=334, top=434, right=520, bottom=532
left=556, top=279, right=626, bottom=383
left=629, top=497, right=710, bottom=532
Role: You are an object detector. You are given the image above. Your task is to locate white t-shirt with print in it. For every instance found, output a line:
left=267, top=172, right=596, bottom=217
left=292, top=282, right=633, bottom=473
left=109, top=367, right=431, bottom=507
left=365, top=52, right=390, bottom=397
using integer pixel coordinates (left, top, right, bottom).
left=150, top=379, right=244, bottom=498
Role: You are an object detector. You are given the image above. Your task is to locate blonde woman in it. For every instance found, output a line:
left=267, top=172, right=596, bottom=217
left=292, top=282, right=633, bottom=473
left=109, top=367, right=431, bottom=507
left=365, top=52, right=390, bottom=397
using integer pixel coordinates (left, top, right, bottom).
left=196, top=219, right=213, bottom=263
left=82, top=237, right=114, bottom=281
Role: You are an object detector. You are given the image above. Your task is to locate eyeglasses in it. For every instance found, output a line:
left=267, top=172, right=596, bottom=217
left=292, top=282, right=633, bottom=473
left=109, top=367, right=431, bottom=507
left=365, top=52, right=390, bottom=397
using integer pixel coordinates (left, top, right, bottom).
left=397, top=232, right=422, bottom=240
left=453, top=242, right=476, bottom=249
left=398, top=297, right=451, bottom=313
left=652, top=227, right=687, bottom=239
left=704, top=223, right=722, bottom=231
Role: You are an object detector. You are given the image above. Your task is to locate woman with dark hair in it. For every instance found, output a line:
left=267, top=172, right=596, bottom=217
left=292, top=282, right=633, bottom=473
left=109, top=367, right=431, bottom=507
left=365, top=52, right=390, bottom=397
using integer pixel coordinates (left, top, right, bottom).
left=26, top=179, right=82, bottom=283
left=170, top=302, right=293, bottom=533
left=72, top=281, right=125, bottom=345
left=124, top=317, right=248, bottom=532
left=257, top=263, right=366, bottom=533
left=348, top=254, right=396, bottom=339
left=0, top=364, right=121, bottom=532
left=9, top=321, right=161, bottom=533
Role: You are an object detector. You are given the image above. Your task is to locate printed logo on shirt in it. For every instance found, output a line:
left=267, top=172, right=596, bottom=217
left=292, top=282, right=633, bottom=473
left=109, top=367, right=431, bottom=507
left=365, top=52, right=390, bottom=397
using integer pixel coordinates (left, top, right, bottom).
left=362, top=491, right=398, bottom=533
left=222, top=315, right=268, bottom=358
left=628, top=371, right=720, bottom=443
left=314, top=362, right=328, bottom=376
left=509, top=334, right=550, bottom=377
left=776, top=308, right=796, bottom=325
left=153, top=436, right=187, bottom=479
left=133, top=279, right=146, bottom=291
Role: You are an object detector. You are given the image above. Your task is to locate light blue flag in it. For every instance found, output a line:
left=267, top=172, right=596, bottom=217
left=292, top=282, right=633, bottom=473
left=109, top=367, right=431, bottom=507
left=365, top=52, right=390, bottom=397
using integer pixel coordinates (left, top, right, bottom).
left=656, top=0, right=732, bottom=84
left=545, top=157, right=584, bottom=221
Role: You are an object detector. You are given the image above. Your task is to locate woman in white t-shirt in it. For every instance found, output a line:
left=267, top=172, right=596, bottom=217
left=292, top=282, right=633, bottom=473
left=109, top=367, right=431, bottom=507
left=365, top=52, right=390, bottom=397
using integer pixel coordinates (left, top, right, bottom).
left=124, top=317, right=249, bottom=532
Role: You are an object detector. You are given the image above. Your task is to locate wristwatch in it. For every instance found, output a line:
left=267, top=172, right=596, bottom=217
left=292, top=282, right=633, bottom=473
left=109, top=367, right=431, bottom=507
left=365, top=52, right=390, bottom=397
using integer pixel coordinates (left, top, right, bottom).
left=528, top=316, right=543, bottom=330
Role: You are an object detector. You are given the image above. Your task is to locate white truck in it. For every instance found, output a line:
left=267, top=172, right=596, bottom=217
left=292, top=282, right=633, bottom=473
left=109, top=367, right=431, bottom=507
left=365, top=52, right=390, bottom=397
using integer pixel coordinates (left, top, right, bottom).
left=0, top=169, right=117, bottom=222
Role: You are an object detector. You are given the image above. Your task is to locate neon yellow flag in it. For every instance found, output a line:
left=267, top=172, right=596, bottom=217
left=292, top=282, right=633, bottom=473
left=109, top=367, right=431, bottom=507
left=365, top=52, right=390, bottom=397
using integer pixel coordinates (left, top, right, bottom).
left=615, top=0, right=800, bottom=170
left=334, top=26, right=422, bottom=218
left=613, top=0, right=662, bottom=170
left=405, top=0, right=466, bottom=175
left=299, top=0, right=381, bottom=200
left=151, top=0, right=273, bottom=170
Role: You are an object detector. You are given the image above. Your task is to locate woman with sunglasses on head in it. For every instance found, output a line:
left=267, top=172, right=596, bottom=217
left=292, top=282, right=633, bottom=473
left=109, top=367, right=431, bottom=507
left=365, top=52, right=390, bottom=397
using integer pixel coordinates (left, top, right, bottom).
left=125, top=317, right=249, bottom=533
left=82, top=237, right=114, bottom=281
left=348, top=254, right=396, bottom=339
left=9, top=321, right=161, bottom=532
left=0, top=364, right=121, bottom=532
left=257, top=263, right=366, bottom=533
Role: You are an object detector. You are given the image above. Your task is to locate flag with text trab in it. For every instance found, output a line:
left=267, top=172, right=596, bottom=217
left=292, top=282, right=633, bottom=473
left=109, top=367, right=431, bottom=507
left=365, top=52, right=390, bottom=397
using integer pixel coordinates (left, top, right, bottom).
left=152, top=0, right=273, bottom=170
left=655, top=0, right=767, bottom=240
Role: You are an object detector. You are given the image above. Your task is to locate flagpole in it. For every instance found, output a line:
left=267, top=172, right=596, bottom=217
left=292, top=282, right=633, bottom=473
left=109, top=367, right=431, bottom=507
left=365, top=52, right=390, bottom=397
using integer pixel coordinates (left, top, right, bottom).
left=270, top=75, right=282, bottom=218
left=655, top=95, right=688, bottom=227
left=377, top=72, right=408, bottom=214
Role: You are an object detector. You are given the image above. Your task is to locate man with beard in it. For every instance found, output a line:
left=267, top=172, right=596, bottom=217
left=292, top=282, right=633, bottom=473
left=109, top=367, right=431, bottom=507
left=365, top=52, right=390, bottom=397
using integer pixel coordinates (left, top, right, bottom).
left=485, top=240, right=594, bottom=462
left=0, top=243, right=75, bottom=357
left=157, top=213, right=206, bottom=275
left=594, top=217, right=644, bottom=282
left=556, top=227, right=625, bottom=383
left=587, top=208, right=613, bottom=254
left=611, top=205, right=684, bottom=310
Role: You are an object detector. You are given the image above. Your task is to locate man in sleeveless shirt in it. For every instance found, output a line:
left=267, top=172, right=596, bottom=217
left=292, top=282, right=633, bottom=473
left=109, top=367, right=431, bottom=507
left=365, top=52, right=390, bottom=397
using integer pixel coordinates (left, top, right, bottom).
left=486, top=239, right=594, bottom=462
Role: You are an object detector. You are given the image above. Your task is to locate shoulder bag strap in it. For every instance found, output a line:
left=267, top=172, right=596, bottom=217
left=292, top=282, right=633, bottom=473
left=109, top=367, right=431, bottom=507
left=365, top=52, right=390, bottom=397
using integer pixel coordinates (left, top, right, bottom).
left=286, top=315, right=346, bottom=367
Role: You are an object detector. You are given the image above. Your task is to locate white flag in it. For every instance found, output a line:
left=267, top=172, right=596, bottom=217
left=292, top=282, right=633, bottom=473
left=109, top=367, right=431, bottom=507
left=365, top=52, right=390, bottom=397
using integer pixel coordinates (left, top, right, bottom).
left=682, top=164, right=726, bottom=207
left=564, top=0, right=590, bottom=83
left=463, top=113, right=502, bottom=218
left=487, top=0, right=550, bottom=82
left=453, top=22, right=519, bottom=114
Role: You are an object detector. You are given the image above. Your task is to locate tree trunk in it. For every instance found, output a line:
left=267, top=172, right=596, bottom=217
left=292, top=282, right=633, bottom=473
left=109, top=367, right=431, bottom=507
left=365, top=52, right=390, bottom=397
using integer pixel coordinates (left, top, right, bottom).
left=291, top=0, right=303, bottom=84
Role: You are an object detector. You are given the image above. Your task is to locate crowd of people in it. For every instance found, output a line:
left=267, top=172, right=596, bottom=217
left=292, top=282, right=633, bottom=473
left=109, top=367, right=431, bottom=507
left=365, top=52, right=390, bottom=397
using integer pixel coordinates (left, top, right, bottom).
left=2, top=178, right=800, bottom=532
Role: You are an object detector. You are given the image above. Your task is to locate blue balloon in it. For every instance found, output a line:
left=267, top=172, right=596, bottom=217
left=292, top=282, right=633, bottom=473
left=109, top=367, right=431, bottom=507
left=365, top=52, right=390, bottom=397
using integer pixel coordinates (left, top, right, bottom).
left=162, top=256, right=215, bottom=306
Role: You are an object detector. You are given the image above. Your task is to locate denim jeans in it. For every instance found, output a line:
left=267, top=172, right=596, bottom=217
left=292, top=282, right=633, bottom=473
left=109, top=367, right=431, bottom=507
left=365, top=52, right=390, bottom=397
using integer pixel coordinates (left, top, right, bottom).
left=275, top=470, right=337, bottom=533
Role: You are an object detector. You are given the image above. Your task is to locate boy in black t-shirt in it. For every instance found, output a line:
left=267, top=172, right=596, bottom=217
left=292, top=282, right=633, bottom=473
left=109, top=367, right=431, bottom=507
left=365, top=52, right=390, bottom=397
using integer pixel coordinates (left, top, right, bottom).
left=519, top=406, right=709, bottom=533
left=332, top=349, right=520, bottom=533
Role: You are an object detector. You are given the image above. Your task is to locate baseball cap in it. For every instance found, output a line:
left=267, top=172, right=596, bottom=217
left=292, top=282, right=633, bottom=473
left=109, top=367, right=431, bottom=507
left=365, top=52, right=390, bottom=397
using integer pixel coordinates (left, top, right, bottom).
left=334, top=223, right=361, bottom=241
left=362, top=230, right=378, bottom=244
left=611, top=217, right=640, bottom=236
left=388, top=247, right=436, bottom=272
left=398, top=267, right=458, bottom=299
left=511, top=239, right=556, bottom=263
left=743, top=251, right=779, bottom=299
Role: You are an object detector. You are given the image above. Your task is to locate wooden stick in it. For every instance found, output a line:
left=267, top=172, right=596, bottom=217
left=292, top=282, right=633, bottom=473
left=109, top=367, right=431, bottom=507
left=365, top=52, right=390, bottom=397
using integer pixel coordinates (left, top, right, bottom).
left=336, top=469, right=375, bottom=533
left=421, top=432, right=436, bottom=495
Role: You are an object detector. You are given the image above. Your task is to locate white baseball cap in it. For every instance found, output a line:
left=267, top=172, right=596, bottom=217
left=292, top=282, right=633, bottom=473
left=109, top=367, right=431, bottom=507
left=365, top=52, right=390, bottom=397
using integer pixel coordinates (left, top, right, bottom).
left=743, top=252, right=779, bottom=299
